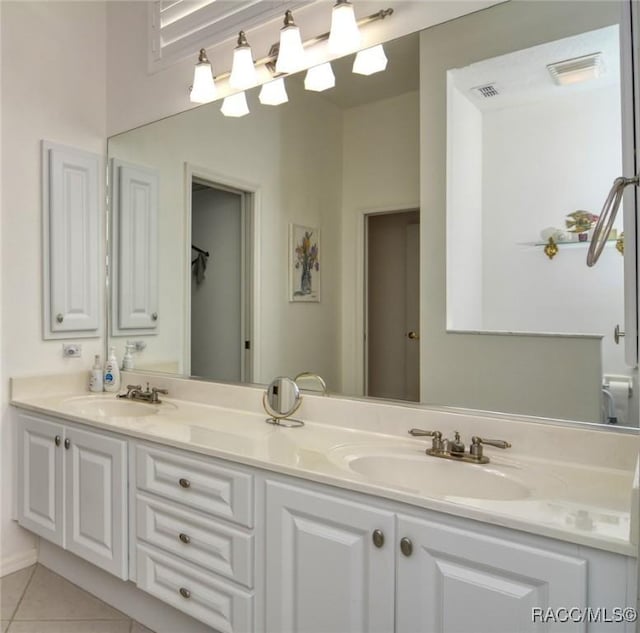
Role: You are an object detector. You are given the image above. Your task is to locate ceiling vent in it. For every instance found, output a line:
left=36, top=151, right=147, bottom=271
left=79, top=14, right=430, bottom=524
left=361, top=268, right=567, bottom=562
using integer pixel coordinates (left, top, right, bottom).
left=471, top=83, right=500, bottom=98
left=547, top=52, right=603, bottom=86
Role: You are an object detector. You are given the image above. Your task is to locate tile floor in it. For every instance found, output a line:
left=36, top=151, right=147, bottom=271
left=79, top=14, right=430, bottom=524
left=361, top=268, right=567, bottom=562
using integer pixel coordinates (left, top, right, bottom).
left=0, top=565, right=154, bottom=633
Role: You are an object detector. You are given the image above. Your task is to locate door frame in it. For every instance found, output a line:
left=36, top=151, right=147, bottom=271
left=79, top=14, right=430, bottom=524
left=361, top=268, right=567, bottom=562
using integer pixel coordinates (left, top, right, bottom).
left=184, top=163, right=261, bottom=382
left=358, top=205, right=420, bottom=397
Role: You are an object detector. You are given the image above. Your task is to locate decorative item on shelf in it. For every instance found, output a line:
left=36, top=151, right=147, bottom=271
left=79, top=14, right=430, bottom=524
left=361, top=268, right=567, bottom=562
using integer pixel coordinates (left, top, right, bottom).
left=544, top=237, right=559, bottom=260
left=565, top=210, right=599, bottom=242
left=616, top=231, right=624, bottom=255
left=289, top=224, right=320, bottom=302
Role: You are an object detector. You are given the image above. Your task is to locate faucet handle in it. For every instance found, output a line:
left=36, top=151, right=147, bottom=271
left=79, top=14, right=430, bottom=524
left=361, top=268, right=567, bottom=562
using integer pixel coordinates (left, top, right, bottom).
left=471, top=436, right=511, bottom=450
left=126, top=384, right=142, bottom=391
left=408, top=429, right=442, bottom=438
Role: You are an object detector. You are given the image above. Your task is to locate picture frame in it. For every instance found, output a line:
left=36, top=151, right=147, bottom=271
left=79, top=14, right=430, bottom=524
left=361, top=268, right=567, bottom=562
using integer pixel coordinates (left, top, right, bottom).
left=289, top=223, right=321, bottom=302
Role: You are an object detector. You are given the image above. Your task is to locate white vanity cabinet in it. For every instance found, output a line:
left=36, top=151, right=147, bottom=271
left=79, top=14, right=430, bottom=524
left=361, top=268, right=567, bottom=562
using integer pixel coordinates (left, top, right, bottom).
left=133, top=443, right=255, bottom=633
left=17, top=411, right=128, bottom=579
left=264, top=477, right=633, bottom=633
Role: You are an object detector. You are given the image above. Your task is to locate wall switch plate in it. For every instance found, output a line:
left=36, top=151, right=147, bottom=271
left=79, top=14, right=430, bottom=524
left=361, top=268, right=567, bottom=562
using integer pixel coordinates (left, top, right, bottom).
left=63, top=343, right=82, bottom=358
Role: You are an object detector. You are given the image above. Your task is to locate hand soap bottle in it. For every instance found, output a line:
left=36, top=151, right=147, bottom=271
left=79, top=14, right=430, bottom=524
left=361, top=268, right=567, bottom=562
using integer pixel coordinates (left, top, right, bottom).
left=89, top=355, right=103, bottom=392
left=104, top=347, right=121, bottom=392
left=122, top=344, right=135, bottom=371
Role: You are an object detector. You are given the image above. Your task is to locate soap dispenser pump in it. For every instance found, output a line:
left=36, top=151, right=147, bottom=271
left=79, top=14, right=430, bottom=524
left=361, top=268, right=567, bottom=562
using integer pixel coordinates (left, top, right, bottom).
left=104, top=347, right=121, bottom=392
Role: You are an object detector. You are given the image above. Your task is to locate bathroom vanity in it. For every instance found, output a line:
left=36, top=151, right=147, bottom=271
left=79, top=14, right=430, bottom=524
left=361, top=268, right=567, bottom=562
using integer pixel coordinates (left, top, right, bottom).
left=11, top=373, right=639, bottom=633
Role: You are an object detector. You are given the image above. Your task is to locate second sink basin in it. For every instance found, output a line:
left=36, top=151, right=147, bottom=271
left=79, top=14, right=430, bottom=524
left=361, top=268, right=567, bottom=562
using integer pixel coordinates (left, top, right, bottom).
left=62, top=396, right=160, bottom=418
left=329, top=444, right=540, bottom=501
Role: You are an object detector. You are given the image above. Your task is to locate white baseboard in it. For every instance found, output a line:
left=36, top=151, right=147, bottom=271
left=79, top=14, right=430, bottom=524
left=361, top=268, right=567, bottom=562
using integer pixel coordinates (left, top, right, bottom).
left=38, top=541, right=213, bottom=633
left=0, top=547, right=38, bottom=577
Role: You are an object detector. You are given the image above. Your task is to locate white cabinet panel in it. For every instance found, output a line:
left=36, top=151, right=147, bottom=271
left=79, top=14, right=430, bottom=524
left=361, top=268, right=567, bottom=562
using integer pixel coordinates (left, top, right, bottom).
left=65, top=427, right=128, bottom=579
left=137, top=544, right=253, bottom=633
left=111, top=159, right=159, bottom=333
left=135, top=444, right=253, bottom=527
left=265, top=481, right=395, bottom=633
left=17, top=413, right=64, bottom=547
left=136, top=493, right=254, bottom=587
left=396, top=515, right=588, bottom=633
left=42, top=141, right=101, bottom=338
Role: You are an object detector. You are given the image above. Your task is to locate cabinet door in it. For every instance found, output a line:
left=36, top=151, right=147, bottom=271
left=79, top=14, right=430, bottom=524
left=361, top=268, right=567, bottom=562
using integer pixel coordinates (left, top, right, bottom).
left=111, top=159, right=159, bottom=333
left=396, top=515, right=587, bottom=633
left=17, top=413, right=64, bottom=547
left=42, top=141, right=101, bottom=338
left=265, top=481, right=395, bottom=633
left=65, top=427, right=128, bottom=579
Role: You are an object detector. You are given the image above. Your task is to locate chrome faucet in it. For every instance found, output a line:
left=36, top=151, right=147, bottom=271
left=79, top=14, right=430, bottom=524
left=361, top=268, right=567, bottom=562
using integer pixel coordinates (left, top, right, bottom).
left=118, top=383, right=168, bottom=404
left=409, top=429, right=511, bottom=464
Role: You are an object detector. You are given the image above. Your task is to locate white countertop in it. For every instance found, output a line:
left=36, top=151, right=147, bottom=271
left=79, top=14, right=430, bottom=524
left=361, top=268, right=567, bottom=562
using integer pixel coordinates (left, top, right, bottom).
left=11, top=379, right=638, bottom=558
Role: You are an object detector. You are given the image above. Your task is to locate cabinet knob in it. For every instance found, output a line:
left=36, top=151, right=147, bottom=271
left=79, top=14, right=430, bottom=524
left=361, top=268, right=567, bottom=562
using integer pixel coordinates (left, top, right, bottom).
left=55, top=435, right=61, bottom=447
left=64, top=438, right=71, bottom=450
left=56, top=313, right=64, bottom=323
left=614, top=324, right=625, bottom=344
left=400, top=537, right=413, bottom=557
left=178, top=478, right=191, bottom=489
left=151, top=312, right=158, bottom=321
left=179, top=587, right=191, bottom=599
left=372, top=529, right=385, bottom=548
left=179, top=533, right=191, bottom=544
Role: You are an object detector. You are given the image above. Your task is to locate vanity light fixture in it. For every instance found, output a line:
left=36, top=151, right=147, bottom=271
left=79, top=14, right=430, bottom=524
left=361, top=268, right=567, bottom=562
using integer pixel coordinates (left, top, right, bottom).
left=230, top=31, right=258, bottom=90
left=221, top=91, right=250, bottom=117
left=190, top=49, right=217, bottom=103
left=328, top=0, right=362, bottom=54
left=352, top=44, right=388, bottom=75
left=259, top=77, right=289, bottom=105
left=275, top=10, right=306, bottom=74
left=304, top=62, right=335, bottom=92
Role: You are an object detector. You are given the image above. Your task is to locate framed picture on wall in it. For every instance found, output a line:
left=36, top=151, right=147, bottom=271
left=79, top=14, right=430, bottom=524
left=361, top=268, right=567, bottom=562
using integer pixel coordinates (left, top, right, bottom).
left=289, top=224, right=321, bottom=302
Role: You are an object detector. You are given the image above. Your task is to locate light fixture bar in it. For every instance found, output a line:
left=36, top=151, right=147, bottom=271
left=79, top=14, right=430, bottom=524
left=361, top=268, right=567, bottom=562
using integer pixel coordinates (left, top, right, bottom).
left=209, top=8, right=394, bottom=84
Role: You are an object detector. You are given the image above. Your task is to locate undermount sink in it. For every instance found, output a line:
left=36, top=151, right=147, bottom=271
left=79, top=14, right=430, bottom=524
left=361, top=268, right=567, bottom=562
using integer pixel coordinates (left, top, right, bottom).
left=62, top=396, right=160, bottom=418
left=329, top=444, right=536, bottom=501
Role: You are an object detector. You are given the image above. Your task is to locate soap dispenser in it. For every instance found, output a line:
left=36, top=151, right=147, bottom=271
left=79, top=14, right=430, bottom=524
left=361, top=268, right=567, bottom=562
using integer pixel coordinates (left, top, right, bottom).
left=122, top=344, right=135, bottom=371
left=104, top=347, right=121, bottom=392
left=89, top=355, right=103, bottom=392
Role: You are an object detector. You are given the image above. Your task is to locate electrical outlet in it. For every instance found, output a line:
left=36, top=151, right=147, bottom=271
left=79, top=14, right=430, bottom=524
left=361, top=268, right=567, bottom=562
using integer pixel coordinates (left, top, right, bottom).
left=63, top=343, right=82, bottom=358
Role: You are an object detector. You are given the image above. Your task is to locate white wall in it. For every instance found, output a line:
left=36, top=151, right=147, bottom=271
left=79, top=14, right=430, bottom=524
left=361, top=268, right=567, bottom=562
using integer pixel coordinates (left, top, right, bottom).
left=419, top=1, right=625, bottom=422
left=446, top=82, right=483, bottom=330
left=0, top=1, right=107, bottom=573
left=340, top=90, right=420, bottom=395
left=109, top=79, right=344, bottom=389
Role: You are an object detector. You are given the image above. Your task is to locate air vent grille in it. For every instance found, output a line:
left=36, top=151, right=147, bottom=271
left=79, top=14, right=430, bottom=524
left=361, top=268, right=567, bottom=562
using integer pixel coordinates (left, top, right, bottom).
left=472, top=83, right=499, bottom=98
left=547, top=52, right=603, bottom=85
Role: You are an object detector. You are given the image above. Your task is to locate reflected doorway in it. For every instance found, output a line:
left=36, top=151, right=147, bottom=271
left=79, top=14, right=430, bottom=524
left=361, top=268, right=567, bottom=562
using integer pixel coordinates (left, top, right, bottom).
left=189, top=178, right=253, bottom=382
left=365, top=210, right=420, bottom=401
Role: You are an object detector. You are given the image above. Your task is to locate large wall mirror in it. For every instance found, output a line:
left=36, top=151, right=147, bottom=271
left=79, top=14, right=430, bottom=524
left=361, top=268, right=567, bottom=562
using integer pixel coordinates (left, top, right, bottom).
left=107, top=0, right=639, bottom=429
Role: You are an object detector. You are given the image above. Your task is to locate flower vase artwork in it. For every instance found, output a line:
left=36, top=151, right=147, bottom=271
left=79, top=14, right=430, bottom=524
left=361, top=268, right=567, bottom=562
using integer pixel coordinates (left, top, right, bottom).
left=289, top=224, right=320, bottom=302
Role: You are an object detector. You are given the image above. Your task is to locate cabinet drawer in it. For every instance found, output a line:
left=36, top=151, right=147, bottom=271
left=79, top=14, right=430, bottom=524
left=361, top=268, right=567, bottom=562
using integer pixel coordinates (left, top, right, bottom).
left=137, top=544, right=253, bottom=633
left=137, top=493, right=254, bottom=588
left=135, top=444, right=253, bottom=527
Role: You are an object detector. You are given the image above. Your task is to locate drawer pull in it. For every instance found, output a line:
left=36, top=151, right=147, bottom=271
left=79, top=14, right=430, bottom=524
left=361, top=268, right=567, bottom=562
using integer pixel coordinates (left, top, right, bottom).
left=179, top=533, right=191, bottom=544
left=372, top=529, right=385, bottom=548
left=179, top=587, right=191, bottom=599
left=178, top=478, right=191, bottom=489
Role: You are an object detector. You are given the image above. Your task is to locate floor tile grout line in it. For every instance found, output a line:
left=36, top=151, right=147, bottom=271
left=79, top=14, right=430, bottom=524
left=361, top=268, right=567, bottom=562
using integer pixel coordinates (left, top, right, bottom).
left=7, top=564, right=38, bottom=624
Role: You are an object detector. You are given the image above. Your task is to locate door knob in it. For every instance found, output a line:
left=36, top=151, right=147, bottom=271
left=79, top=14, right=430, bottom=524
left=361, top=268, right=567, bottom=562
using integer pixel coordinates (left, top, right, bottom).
left=614, top=324, right=625, bottom=344
left=400, top=537, right=413, bottom=557
left=407, top=331, right=419, bottom=340
left=372, top=529, right=385, bottom=548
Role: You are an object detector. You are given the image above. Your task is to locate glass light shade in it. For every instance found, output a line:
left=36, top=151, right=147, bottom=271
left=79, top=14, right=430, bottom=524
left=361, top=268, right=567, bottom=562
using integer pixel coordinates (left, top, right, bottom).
left=304, top=63, right=335, bottom=92
left=352, top=45, right=388, bottom=76
left=220, top=92, right=250, bottom=117
left=328, top=1, right=361, bottom=55
left=276, top=25, right=305, bottom=74
left=259, top=78, right=288, bottom=106
left=190, top=61, right=217, bottom=103
left=230, top=46, right=257, bottom=90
